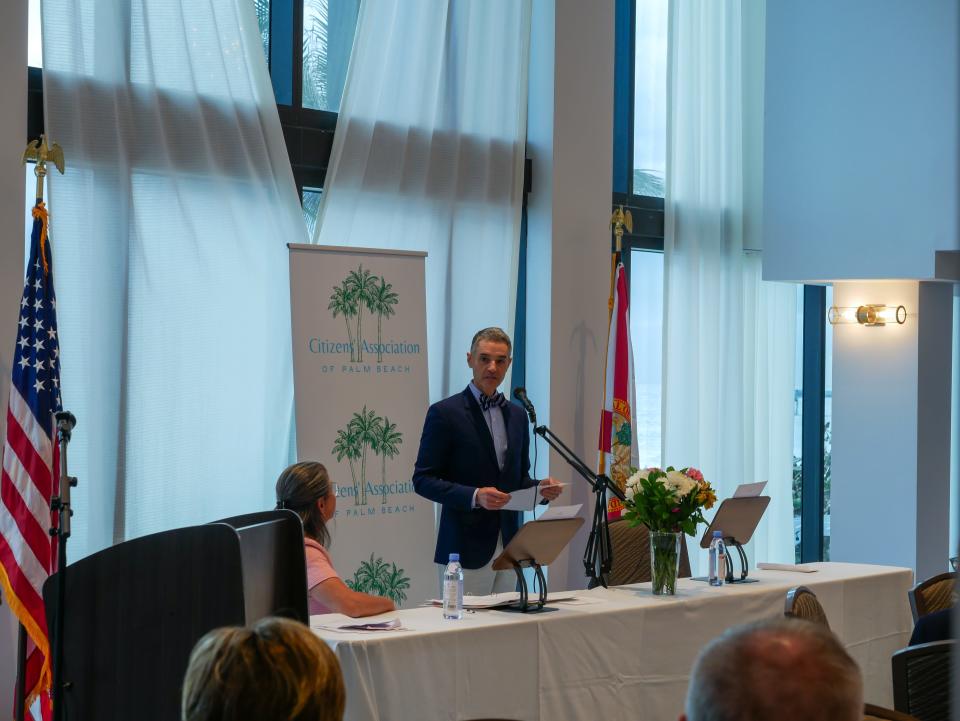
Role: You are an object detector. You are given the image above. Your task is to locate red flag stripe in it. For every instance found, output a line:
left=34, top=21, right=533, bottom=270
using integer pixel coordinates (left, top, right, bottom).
left=5, top=409, right=55, bottom=500
left=0, top=489, right=50, bottom=602
left=4, top=413, right=55, bottom=538
left=7, top=389, right=52, bottom=469
left=1, top=467, right=53, bottom=574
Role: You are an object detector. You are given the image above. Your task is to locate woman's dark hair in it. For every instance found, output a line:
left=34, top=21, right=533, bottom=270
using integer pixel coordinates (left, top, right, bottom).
left=275, top=461, right=332, bottom=547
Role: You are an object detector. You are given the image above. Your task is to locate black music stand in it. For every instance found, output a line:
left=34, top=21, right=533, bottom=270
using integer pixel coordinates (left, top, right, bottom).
left=42, top=524, right=246, bottom=721
left=698, top=496, right=771, bottom=583
left=212, top=509, right=308, bottom=623
left=492, top=517, right=585, bottom=612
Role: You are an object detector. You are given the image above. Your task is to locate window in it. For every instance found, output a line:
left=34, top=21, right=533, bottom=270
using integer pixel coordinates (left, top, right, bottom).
left=632, top=0, right=667, bottom=198
left=615, top=0, right=668, bottom=467
left=628, top=249, right=664, bottom=468
left=302, top=187, right=324, bottom=238
left=302, top=0, right=360, bottom=112
left=263, top=0, right=359, bottom=206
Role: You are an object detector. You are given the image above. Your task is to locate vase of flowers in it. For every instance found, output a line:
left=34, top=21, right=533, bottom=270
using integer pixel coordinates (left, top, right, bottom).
left=623, top=466, right=716, bottom=595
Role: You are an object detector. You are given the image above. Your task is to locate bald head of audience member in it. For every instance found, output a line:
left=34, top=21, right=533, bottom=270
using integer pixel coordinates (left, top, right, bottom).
left=182, top=616, right=345, bottom=721
left=681, top=618, right=863, bottom=721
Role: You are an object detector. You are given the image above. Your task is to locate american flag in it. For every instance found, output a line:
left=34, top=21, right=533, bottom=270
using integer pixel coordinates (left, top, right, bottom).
left=0, top=200, right=62, bottom=718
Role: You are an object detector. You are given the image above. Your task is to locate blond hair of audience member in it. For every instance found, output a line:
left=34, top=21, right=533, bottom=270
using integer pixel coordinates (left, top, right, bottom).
left=181, top=617, right=345, bottom=721
left=276, top=461, right=395, bottom=617
left=681, top=618, right=863, bottom=721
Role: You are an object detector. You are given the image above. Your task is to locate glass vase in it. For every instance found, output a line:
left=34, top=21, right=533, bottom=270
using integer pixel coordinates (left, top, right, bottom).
left=649, top=530, right=681, bottom=595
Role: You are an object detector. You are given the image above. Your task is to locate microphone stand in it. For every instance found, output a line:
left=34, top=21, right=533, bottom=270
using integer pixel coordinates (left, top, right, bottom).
left=525, top=417, right=626, bottom=588
left=50, top=411, right=77, bottom=721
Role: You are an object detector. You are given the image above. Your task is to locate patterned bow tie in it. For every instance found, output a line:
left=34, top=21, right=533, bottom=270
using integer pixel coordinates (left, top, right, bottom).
left=479, top=391, right=507, bottom=411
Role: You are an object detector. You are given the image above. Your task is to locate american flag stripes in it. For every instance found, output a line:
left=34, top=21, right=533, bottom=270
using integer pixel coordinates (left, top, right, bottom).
left=0, top=200, right=62, bottom=717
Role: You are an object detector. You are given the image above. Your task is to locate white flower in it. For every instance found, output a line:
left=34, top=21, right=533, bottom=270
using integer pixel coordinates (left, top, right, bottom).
left=663, top=470, right=697, bottom=500
left=625, top=469, right=645, bottom=490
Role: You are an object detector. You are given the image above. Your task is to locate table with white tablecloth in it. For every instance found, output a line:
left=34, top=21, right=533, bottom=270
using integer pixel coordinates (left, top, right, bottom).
left=312, top=562, right=913, bottom=721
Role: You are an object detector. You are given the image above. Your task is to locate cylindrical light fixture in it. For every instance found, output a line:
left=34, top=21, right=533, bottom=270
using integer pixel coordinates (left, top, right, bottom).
left=827, top=304, right=907, bottom=326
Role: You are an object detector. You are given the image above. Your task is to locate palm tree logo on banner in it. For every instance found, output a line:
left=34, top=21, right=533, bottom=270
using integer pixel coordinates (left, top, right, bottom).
left=331, top=407, right=404, bottom=506
left=327, top=265, right=399, bottom=363
left=346, top=554, right=411, bottom=605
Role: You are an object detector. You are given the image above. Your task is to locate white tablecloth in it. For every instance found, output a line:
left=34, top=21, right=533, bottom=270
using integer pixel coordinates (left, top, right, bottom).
left=312, top=562, right=913, bottom=721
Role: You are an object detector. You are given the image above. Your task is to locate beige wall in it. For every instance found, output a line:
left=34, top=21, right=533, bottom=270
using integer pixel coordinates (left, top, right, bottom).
left=527, top=0, right=614, bottom=590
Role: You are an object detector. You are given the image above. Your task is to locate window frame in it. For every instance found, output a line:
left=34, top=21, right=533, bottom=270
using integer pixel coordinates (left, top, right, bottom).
left=615, top=0, right=829, bottom=562
left=613, top=0, right=665, bottom=267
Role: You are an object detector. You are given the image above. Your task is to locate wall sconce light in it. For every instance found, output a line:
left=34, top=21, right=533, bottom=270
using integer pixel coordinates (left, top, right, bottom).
left=827, top=304, right=907, bottom=326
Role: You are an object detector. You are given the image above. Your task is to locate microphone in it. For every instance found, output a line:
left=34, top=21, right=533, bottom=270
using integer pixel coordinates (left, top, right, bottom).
left=512, top=387, right=537, bottom=424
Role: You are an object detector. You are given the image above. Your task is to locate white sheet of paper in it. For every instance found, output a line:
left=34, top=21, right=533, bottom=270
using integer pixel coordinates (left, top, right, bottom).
left=502, top=484, right=540, bottom=511
left=733, top=481, right=767, bottom=498
left=538, top=504, right=582, bottom=521
left=756, top=562, right=817, bottom=573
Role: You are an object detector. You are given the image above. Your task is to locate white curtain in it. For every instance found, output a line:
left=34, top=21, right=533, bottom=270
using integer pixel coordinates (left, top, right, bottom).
left=41, top=0, right=304, bottom=560
left=663, top=0, right=796, bottom=573
left=314, top=0, right=530, bottom=402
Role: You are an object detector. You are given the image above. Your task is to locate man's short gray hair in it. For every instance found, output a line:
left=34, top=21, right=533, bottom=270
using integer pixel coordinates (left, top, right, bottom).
left=685, top=618, right=863, bottom=721
left=470, top=327, right=512, bottom=355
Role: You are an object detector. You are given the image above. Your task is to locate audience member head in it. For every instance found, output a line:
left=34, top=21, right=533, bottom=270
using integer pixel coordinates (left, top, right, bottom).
left=275, top=461, right=335, bottom=547
left=182, top=616, right=345, bottom=721
left=681, top=617, right=862, bottom=721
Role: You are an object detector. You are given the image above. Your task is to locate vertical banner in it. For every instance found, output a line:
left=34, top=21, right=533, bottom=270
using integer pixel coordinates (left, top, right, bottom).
left=289, top=244, right=435, bottom=608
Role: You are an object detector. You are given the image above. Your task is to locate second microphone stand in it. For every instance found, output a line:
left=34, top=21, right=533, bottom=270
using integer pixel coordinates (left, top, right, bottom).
left=524, top=410, right=625, bottom=588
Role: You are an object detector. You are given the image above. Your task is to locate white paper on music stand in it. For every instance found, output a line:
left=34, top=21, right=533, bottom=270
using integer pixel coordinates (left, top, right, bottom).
left=733, top=481, right=767, bottom=498
left=538, top=504, right=582, bottom=521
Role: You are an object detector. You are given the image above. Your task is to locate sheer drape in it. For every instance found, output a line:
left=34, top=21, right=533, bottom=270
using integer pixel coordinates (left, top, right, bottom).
left=41, top=0, right=303, bottom=560
left=663, top=0, right=795, bottom=572
left=314, top=0, right=530, bottom=402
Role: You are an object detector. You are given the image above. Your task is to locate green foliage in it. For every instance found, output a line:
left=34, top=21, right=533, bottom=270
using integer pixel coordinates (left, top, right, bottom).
left=791, top=421, right=832, bottom=547
left=622, top=467, right=713, bottom=536
left=345, top=553, right=411, bottom=604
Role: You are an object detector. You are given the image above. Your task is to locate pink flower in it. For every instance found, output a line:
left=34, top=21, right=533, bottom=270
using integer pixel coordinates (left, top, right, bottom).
left=685, top=467, right=704, bottom=482
left=671, top=507, right=680, bottom=513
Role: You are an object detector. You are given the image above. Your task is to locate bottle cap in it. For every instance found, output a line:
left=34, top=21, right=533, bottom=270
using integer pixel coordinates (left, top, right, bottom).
left=713, top=530, right=723, bottom=538
left=449, top=553, right=460, bottom=562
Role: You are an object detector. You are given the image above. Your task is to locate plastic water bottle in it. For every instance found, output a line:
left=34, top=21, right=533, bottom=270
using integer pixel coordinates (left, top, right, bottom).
left=443, top=553, right=464, bottom=619
left=708, top=531, right=727, bottom=587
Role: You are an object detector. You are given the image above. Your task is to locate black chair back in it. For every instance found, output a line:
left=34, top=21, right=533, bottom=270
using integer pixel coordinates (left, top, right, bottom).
left=43, top=523, right=245, bottom=721
left=212, top=509, right=308, bottom=624
left=892, top=640, right=954, bottom=721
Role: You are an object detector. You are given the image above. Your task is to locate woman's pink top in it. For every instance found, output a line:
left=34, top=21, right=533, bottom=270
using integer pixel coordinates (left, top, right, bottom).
left=304, top=537, right=339, bottom=615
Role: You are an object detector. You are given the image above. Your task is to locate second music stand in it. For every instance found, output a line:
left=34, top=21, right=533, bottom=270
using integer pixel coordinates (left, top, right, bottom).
left=698, top=496, right=770, bottom=583
left=492, top=517, right=585, bottom=612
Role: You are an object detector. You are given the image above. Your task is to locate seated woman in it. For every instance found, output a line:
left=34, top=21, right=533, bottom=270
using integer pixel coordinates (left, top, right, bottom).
left=276, top=461, right=395, bottom=618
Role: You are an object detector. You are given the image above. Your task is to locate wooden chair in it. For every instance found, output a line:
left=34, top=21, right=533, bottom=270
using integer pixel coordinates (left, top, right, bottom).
left=863, top=703, right=919, bottom=720
left=784, top=585, right=830, bottom=628
left=907, top=572, right=955, bottom=623
left=892, top=640, right=953, bottom=721
left=601, top=518, right=692, bottom=586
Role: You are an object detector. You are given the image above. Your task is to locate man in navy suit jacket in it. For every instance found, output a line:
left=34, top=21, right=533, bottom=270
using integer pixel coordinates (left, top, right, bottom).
left=413, top=327, right=561, bottom=594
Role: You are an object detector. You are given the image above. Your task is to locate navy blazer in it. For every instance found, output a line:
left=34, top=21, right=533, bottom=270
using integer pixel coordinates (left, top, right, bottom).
left=412, top=386, right=537, bottom=568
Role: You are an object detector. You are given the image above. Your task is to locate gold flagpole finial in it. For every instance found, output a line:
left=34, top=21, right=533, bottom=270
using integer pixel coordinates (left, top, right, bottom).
left=22, top=135, right=66, bottom=201
left=609, top=205, right=633, bottom=254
